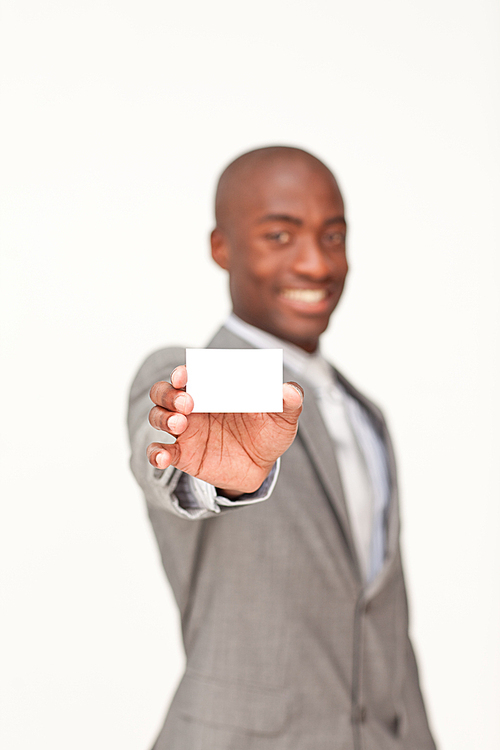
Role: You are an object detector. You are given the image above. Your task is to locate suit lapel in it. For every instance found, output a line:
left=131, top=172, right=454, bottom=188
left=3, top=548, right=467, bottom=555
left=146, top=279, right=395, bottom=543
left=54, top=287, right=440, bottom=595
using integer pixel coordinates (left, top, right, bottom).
left=334, top=369, right=401, bottom=590
left=289, top=365, right=361, bottom=579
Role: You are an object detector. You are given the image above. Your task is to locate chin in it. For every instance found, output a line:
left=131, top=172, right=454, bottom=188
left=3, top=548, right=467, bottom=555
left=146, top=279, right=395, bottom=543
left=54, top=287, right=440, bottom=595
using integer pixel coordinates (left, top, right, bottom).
left=289, top=313, right=330, bottom=336
left=279, top=324, right=325, bottom=352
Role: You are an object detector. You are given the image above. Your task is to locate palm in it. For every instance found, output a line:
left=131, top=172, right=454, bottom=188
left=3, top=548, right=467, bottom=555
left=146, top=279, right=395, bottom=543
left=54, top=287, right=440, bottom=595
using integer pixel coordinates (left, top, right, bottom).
left=148, top=370, right=303, bottom=495
left=171, top=410, right=298, bottom=492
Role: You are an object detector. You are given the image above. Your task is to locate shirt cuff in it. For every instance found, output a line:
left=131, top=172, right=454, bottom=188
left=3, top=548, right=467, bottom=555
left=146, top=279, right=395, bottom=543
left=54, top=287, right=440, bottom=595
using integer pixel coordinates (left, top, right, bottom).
left=175, top=460, right=280, bottom=516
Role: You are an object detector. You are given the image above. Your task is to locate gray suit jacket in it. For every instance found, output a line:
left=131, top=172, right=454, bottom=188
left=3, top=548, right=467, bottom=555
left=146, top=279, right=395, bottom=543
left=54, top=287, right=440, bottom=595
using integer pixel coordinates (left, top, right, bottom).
left=128, top=326, right=436, bottom=750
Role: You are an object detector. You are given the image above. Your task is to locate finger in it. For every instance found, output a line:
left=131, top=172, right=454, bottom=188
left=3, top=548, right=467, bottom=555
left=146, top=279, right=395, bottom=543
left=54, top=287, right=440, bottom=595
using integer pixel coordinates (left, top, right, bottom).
left=282, top=381, right=304, bottom=419
left=147, top=441, right=181, bottom=469
left=150, top=380, right=194, bottom=415
left=149, top=406, right=188, bottom=435
left=170, top=365, right=187, bottom=389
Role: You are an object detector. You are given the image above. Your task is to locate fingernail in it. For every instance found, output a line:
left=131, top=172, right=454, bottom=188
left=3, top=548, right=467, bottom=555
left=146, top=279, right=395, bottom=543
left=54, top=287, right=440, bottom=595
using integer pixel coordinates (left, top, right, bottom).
left=175, top=394, right=188, bottom=411
left=167, top=414, right=182, bottom=431
left=289, top=383, right=304, bottom=400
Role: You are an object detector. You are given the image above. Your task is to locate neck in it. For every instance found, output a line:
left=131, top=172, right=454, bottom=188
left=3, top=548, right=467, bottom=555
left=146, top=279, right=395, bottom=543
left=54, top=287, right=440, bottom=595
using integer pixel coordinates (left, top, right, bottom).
left=231, top=313, right=319, bottom=354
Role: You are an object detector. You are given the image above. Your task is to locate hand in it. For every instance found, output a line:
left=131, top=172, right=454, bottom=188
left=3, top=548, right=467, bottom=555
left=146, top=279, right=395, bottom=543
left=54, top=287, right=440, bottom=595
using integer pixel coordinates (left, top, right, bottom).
left=147, top=366, right=303, bottom=496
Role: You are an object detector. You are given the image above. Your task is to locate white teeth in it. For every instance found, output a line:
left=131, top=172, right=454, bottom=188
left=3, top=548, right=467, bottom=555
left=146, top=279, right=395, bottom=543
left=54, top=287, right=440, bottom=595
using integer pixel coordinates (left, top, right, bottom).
left=281, top=288, right=327, bottom=303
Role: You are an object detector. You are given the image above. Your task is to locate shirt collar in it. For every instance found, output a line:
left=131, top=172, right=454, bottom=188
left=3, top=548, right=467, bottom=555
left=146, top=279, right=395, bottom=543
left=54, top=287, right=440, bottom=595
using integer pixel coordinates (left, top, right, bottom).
left=223, top=313, right=337, bottom=391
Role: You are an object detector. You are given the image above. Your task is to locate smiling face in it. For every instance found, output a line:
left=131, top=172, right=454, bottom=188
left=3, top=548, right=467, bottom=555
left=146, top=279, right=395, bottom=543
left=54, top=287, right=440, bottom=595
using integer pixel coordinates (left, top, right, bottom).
left=211, top=150, right=348, bottom=352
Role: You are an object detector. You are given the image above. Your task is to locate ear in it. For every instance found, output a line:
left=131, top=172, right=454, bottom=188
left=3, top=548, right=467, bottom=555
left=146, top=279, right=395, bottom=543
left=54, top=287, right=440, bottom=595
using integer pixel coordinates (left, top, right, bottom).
left=210, top=228, right=230, bottom=271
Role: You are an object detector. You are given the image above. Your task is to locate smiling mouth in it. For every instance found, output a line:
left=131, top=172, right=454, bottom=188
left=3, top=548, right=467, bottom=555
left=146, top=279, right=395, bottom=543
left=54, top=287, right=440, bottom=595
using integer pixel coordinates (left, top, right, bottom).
left=280, top=288, right=328, bottom=303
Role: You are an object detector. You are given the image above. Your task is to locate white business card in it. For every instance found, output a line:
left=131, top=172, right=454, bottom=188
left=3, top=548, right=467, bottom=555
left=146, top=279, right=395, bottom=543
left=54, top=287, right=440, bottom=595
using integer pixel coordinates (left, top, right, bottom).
left=186, top=348, right=283, bottom=413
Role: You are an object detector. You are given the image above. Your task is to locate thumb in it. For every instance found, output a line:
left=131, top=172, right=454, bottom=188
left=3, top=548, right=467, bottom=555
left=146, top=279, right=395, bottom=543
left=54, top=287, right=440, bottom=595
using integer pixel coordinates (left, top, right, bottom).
left=282, top=381, right=304, bottom=421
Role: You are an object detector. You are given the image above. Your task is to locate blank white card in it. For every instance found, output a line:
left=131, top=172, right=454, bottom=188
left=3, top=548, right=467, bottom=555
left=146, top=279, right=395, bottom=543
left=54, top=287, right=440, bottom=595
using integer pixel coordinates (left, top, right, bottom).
left=186, top=349, right=283, bottom=413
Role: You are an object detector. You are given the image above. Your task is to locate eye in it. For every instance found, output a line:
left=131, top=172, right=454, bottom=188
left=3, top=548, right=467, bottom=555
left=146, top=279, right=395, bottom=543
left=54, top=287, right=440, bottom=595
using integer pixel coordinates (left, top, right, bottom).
left=265, top=230, right=292, bottom=245
left=323, top=231, right=345, bottom=247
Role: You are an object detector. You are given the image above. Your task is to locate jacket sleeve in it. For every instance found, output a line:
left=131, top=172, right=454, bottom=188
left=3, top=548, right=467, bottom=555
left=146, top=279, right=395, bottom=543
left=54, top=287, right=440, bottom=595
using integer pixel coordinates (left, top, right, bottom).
left=127, top=347, right=279, bottom=519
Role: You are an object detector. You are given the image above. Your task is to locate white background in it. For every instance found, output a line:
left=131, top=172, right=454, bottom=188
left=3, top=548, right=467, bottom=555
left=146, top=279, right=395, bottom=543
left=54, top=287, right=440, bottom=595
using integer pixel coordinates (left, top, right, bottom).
left=1, top=1, right=499, bottom=748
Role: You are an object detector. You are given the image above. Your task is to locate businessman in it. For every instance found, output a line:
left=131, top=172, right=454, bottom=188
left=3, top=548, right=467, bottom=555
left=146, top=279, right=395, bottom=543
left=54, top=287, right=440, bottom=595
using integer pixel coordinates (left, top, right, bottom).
left=128, top=146, right=436, bottom=749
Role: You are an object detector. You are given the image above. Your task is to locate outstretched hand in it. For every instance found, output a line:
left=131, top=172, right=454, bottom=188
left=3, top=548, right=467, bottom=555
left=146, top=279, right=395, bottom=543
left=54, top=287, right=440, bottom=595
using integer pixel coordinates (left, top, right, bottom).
left=147, top=366, right=303, bottom=496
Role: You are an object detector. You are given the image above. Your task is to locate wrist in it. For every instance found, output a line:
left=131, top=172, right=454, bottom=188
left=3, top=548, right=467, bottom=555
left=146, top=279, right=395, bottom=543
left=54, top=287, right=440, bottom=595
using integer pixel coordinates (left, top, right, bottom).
left=216, top=488, right=244, bottom=499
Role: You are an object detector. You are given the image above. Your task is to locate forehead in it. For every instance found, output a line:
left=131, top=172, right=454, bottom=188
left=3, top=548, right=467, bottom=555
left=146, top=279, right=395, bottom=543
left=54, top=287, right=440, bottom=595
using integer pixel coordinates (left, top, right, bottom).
left=236, top=159, right=344, bottom=221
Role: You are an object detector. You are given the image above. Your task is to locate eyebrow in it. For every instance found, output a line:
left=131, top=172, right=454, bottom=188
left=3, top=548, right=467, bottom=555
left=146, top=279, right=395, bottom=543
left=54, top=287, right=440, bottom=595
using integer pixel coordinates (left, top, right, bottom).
left=323, top=216, right=347, bottom=227
left=257, top=214, right=303, bottom=226
left=257, top=213, right=346, bottom=227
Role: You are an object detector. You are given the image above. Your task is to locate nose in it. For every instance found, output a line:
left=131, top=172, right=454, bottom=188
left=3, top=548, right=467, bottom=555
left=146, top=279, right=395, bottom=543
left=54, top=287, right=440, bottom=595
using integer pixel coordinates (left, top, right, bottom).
left=290, top=235, right=335, bottom=280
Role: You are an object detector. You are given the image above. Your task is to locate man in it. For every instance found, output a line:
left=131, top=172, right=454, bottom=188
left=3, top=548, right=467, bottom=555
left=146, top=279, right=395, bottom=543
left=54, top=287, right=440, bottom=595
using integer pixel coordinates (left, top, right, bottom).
left=128, top=146, right=436, bottom=749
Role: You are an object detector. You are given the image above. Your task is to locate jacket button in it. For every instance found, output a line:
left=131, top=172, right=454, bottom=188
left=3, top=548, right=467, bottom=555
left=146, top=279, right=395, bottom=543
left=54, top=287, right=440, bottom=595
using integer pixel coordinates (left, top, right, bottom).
left=353, top=705, right=367, bottom=723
